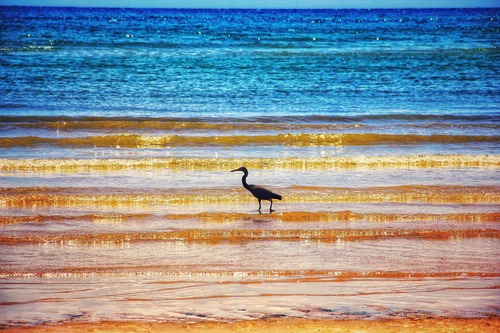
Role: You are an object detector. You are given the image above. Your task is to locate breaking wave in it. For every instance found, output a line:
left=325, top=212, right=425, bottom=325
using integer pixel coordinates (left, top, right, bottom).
left=1, top=185, right=498, bottom=208
left=1, top=269, right=498, bottom=280
left=0, top=133, right=497, bottom=148
left=1, top=228, right=498, bottom=245
left=1, top=211, right=498, bottom=225
left=1, top=155, right=498, bottom=173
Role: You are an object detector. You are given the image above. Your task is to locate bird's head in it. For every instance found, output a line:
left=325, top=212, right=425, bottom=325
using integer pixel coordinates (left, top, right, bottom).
left=231, top=166, right=248, bottom=174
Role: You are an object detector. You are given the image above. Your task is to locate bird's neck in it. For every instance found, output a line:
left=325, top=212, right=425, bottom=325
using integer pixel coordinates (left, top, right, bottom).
left=241, top=173, right=250, bottom=189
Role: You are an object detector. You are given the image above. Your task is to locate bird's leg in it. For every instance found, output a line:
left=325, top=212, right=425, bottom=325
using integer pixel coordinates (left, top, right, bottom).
left=269, top=199, right=274, bottom=213
left=258, top=199, right=261, bottom=211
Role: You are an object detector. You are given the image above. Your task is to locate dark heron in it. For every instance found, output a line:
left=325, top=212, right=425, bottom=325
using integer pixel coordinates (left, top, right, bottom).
left=231, top=166, right=282, bottom=212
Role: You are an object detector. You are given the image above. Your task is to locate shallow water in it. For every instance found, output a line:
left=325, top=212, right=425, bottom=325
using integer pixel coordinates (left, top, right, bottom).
left=0, top=6, right=499, bottom=327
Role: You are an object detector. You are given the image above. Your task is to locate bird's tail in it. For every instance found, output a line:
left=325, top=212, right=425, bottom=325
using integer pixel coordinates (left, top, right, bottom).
left=273, top=193, right=282, bottom=200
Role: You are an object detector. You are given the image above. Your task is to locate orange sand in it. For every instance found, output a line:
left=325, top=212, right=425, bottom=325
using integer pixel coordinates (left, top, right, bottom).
left=1, top=318, right=498, bottom=333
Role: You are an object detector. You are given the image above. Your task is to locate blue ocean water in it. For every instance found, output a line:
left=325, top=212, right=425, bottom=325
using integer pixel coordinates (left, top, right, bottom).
left=1, top=7, right=499, bottom=117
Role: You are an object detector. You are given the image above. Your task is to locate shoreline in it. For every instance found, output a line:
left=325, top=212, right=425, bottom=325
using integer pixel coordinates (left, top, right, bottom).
left=1, top=318, right=499, bottom=333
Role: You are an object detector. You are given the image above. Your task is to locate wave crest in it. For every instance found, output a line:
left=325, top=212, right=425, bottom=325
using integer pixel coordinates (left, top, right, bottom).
left=1, top=155, right=498, bottom=172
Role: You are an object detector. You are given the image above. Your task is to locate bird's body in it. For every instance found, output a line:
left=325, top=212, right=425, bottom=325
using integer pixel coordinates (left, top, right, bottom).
left=231, top=167, right=282, bottom=212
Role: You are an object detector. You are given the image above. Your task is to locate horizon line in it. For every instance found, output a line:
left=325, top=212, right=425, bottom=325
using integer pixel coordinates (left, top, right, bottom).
left=1, top=5, right=498, bottom=9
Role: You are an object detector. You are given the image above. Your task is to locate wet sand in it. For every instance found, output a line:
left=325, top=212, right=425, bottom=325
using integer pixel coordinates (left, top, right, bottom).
left=2, top=318, right=499, bottom=333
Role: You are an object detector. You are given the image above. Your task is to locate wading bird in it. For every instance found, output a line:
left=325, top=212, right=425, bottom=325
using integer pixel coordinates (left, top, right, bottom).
left=231, top=166, right=282, bottom=212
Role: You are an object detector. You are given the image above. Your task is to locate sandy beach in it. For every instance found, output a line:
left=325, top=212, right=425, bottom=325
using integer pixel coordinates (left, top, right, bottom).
left=2, top=318, right=499, bottom=333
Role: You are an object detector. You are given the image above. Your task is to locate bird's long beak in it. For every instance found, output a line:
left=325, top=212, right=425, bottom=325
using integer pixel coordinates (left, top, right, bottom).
left=230, top=168, right=239, bottom=172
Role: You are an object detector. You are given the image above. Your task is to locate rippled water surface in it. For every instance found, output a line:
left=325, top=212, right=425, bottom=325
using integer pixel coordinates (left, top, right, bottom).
left=0, top=6, right=499, bottom=326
